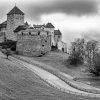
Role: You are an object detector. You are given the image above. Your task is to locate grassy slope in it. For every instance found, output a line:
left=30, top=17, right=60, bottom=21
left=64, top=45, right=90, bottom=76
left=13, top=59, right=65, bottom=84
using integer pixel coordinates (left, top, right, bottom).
left=17, top=51, right=100, bottom=88
left=0, top=55, right=97, bottom=100
left=26, top=51, right=87, bottom=78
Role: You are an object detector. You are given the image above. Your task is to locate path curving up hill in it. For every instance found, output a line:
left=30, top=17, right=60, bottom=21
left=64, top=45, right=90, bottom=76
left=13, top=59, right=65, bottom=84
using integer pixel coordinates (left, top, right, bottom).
left=9, top=55, right=100, bottom=98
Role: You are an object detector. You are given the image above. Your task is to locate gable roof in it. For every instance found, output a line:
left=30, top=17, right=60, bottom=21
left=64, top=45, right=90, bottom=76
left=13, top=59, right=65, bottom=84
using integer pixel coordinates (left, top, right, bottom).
left=7, top=6, right=24, bottom=15
left=0, top=21, right=7, bottom=28
left=54, top=30, right=62, bottom=35
left=45, top=23, right=55, bottom=28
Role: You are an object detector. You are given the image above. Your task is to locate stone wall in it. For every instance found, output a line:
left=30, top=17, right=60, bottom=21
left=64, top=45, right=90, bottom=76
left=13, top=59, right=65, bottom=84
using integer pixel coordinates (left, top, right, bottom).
left=7, top=14, right=24, bottom=41
left=16, top=34, right=51, bottom=56
left=58, top=41, right=67, bottom=53
left=54, top=35, right=62, bottom=44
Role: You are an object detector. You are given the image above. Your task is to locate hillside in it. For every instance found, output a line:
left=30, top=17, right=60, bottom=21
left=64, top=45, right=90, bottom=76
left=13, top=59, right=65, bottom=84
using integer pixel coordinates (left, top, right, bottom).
left=16, top=51, right=87, bottom=78
left=0, top=53, right=98, bottom=100
left=14, top=51, right=100, bottom=88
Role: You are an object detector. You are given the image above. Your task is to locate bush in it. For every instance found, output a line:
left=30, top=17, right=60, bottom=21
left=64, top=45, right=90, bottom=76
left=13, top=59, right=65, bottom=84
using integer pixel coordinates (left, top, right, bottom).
left=88, top=53, right=100, bottom=76
left=0, top=40, right=16, bottom=51
left=67, top=52, right=83, bottom=65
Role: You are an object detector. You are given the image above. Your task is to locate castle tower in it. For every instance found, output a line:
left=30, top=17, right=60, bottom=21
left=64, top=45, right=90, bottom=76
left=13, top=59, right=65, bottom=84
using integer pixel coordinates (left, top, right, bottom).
left=7, top=6, right=24, bottom=41
left=45, top=23, right=55, bottom=46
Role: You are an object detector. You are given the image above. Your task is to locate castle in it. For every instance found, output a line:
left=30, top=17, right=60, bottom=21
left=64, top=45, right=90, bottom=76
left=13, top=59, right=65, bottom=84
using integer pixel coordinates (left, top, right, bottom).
left=0, top=6, right=67, bottom=56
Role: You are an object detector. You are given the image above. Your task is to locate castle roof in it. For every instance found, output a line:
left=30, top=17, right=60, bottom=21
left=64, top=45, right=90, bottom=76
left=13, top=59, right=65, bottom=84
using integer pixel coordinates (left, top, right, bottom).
left=7, top=6, right=24, bottom=15
left=0, top=21, right=7, bottom=28
left=25, top=21, right=29, bottom=26
left=45, top=23, right=55, bottom=28
left=14, top=21, right=30, bottom=32
left=54, top=30, right=62, bottom=35
left=33, top=25, right=45, bottom=29
left=14, top=25, right=27, bottom=32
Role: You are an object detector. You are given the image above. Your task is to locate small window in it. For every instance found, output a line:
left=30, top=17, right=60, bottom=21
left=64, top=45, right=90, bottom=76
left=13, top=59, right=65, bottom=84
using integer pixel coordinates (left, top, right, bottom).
left=42, top=45, right=44, bottom=47
left=22, top=32, right=23, bottom=35
left=62, top=48, right=64, bottom=52
left=45, top=40, right=47, bottom=42
left=47, top=32, right=49, bottom=35
left=29, top=32, right=31, bottom=35
left=38, top=31, right=40, bottom=35
left=58, top=35, right=60, bottom=38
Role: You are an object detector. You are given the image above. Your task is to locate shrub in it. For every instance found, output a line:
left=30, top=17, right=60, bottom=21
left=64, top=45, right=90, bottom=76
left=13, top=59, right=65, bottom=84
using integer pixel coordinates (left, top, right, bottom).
left=67, top=52, right=83, bottom=65
left=0, top=40, right=16, bottom=51
left=67, top=38, right=84, bottom=65
left=88, top=52, right=100, bottom=76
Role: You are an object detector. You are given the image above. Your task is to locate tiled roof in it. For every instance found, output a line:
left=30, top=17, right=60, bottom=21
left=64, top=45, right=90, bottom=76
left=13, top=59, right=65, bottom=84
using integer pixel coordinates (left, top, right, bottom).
left=14, top=25, right=27, bottom=32
left=54, top=30, right=62, bottom=35
left=45, top=23, right=55, bottom=28
left=7, top=6, right=24, bottom=15
left=0, top=21, right=7, bottom=28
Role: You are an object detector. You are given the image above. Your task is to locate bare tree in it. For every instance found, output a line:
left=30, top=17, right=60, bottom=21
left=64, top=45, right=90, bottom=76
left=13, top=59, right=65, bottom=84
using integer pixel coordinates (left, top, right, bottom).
left=67, top=38, right=85, bottom=65
left=85, top=40, right=100, bottom=75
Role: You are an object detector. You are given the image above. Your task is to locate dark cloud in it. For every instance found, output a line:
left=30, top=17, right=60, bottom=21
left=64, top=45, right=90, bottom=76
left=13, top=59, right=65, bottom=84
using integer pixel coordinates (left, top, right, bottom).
left=27, top=0, right=99, bottom=20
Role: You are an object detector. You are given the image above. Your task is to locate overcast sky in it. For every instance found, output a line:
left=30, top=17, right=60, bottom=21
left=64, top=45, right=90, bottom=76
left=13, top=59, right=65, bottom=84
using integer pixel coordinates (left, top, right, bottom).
left=0, top=0, right=100, bottom=47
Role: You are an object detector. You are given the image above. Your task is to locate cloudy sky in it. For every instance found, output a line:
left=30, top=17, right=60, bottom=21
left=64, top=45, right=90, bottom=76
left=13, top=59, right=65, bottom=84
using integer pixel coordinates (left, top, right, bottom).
left=0, top=0, right=100, bottom=47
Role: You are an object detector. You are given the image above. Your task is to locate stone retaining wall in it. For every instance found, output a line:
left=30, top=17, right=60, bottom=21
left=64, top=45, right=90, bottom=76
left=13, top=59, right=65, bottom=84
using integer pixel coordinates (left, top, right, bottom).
left=16, top=35, right=51, bottom=56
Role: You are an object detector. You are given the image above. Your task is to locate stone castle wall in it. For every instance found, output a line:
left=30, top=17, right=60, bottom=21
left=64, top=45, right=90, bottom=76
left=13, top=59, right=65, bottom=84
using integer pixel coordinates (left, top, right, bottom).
left=16, top=34, right=51, bottom=56
left=7, top=14, right=24, bottom=41
left=54, top=35, right=62, bottom=44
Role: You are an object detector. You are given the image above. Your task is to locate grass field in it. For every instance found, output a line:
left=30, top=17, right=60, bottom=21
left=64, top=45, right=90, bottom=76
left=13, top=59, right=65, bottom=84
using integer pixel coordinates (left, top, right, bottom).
left=0, top=53, right=99, bottom=100
left=15, top=51, right=100, bottom=88
left=17, top=51, right=88, bottom=78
